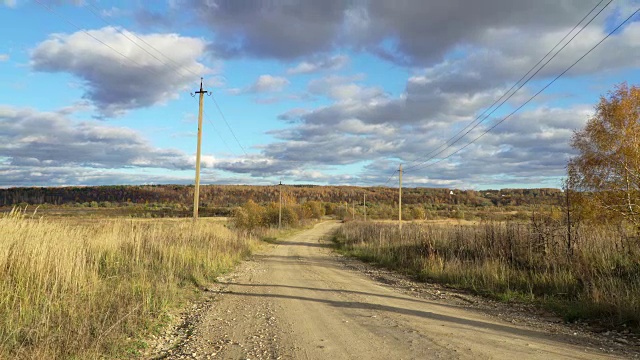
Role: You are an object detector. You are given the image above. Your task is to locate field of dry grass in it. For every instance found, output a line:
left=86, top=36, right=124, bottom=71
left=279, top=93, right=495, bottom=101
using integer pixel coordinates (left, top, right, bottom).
left=335, top=220, right=640, bottom=328
left=0, top=208, right=254, bottom=359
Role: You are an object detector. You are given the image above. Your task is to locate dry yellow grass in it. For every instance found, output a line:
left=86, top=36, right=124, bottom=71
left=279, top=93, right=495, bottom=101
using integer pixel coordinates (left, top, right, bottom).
left=335, top=221, right=640, bottom=327
left=0, top=209, right=254, bottom=359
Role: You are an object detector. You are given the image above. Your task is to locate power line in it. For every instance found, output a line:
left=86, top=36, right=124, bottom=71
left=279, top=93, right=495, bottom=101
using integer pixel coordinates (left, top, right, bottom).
left=41, top=0, right=358, bottom=182
left=383, top=171, right=398, bottom=187
left=404, top=0, right=608, bottom=170
left=404, top=0, right=612, bottom=172
left=41, top=0, right=251, bottom=162
left=406, top=5, right=640, bottom=174
left=209, top=96, right=250, bottom=156
left=188, top=95, right=236, bottom=155
left=87, top=2, right=202, bottom=78
left=206, top=117, right=236, bottom=154
left=85, top=4, right=183, bottom=75
left=86, top=2, right=251, bottom=159
left=34, top=0, right=166, bottom=79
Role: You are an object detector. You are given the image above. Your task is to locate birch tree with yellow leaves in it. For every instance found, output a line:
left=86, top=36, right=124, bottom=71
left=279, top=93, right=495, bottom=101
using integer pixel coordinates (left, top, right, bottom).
left=568, top=83, right=640, bottom=230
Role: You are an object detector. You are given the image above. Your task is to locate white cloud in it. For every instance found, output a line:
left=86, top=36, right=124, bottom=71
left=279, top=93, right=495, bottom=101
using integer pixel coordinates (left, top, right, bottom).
left=0, top=106, right=191, bottom=169
left=0, top=54, right=9, bottom=61
left=247, top=75, right=290, bottom=93
left=99, top=6, right=126, bottom=17
left=228, top=74, right=291, bottom=98
left=307, top=74, right=383, bottom=102
left=0, top=166, right=193, bottom=187
left=30, top=27, right=211, bottom=117
left=287, top=54, right=349, bottom=75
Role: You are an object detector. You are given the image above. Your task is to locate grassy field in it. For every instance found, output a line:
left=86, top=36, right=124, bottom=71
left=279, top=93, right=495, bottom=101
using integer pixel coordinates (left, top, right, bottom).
left=334, top=220, right=640, bottom=328
left=0, top=209, right=254, bottom=359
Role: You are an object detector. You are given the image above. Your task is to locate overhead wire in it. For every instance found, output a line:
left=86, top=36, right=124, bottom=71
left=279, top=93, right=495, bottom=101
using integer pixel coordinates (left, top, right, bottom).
left=382, top=171, right=398, bottom=187
left=188, top=92, right=236, bottom=154
left=406, top=5, right=640, bottom=174
left=34, top=0, right=167, bottom=80
left=403, top=0, right=613, bottom=172
left=57, top=4, right=359, bottom=187
left=84, top=1, right=251, bottom=159
left=39, top=0, right=262, bottom=184
left=403, top=0, right=608, bottom=170
left=209, top=96, right=249, bottom=156
left=84, top=2, right=367, bottom=179
left=87, top=2, right=202, bottom=78
left=86, top=2, right=240, bottom=157
left=380, top=0, right=614, bottom=186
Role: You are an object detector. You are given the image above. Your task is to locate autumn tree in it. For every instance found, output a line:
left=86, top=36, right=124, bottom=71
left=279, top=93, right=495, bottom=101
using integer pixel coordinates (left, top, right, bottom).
left=568, top=83, right=640, bottom=229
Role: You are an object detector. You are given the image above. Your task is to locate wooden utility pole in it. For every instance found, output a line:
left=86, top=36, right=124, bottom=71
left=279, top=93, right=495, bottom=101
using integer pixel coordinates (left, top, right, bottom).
left=192, top=78, right=209, bottom=220
left=565, top=185, right=572, bottom=256
left=278, top=181, right=283, bottom=230
left=363, top=193, right=367, bottom=222
left=399, top=164, right=403, bottom=231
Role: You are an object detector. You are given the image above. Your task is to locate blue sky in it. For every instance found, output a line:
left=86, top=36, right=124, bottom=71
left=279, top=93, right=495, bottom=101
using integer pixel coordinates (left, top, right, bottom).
left=1, top=0, right=639, bottom=189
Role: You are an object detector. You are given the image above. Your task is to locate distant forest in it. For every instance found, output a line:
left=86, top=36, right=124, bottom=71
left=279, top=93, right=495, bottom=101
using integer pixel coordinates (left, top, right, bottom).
left=0, top=185, right=564, bottom=208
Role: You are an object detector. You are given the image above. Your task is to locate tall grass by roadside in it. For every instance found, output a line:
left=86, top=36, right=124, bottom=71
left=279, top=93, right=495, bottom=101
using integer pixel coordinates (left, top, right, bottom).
left=0, top=209, right=254, bottom=359
left=335, top=220, right=640, bottom=327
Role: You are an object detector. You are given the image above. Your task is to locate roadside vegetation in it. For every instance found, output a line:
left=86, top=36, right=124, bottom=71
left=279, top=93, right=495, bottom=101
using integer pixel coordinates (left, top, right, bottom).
left=0, top=208, right=254, bottom=359
left=231, top=198, right=326, bottom=233
left=335, top=219, right=640, bottom=327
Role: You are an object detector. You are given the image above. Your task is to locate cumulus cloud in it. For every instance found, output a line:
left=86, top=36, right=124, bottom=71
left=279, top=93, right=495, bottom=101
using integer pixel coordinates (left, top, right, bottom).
left=195, top=0, right=349, bottom=59
left=360, top=105, right=594, bottom=188
left=0, top=163, right=270, bottom=187
left=30, top=27, right=211, bottom=117
left=184, top=1, right=636, bottom=68
left=0, top=106, right=191, bottom=169
left=246, top=75, right=290, bottom=93
left=408, top=20, right=640, bottom=98
left=135, top=9, right=174, bottom=29
left=287, top=54, right=349, bottom=74
left=277, top=108, right=310, bottom=122
left=307, top=74, right=385, bottom=102
left=242, top=65, right=595, bottom=187
left=0, top=106, right=325, bottom=185
left=0, top=54, right=9, bottom=61
left=0, top=166, right=189, bottom=187
left=228, top=74, right=290, bottom=95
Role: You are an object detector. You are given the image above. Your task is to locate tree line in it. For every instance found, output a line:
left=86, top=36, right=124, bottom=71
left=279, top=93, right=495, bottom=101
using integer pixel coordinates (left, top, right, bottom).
left=0, top=185, right=564, bottom=209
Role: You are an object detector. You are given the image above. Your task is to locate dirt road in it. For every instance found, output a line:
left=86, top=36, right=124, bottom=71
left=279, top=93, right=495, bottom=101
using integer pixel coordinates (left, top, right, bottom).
left=151, top=221, right=634, bottom=359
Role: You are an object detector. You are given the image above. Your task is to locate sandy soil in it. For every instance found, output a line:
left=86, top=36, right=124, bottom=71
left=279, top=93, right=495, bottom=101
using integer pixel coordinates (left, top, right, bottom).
left=146, top=221, right=639, bottom=360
